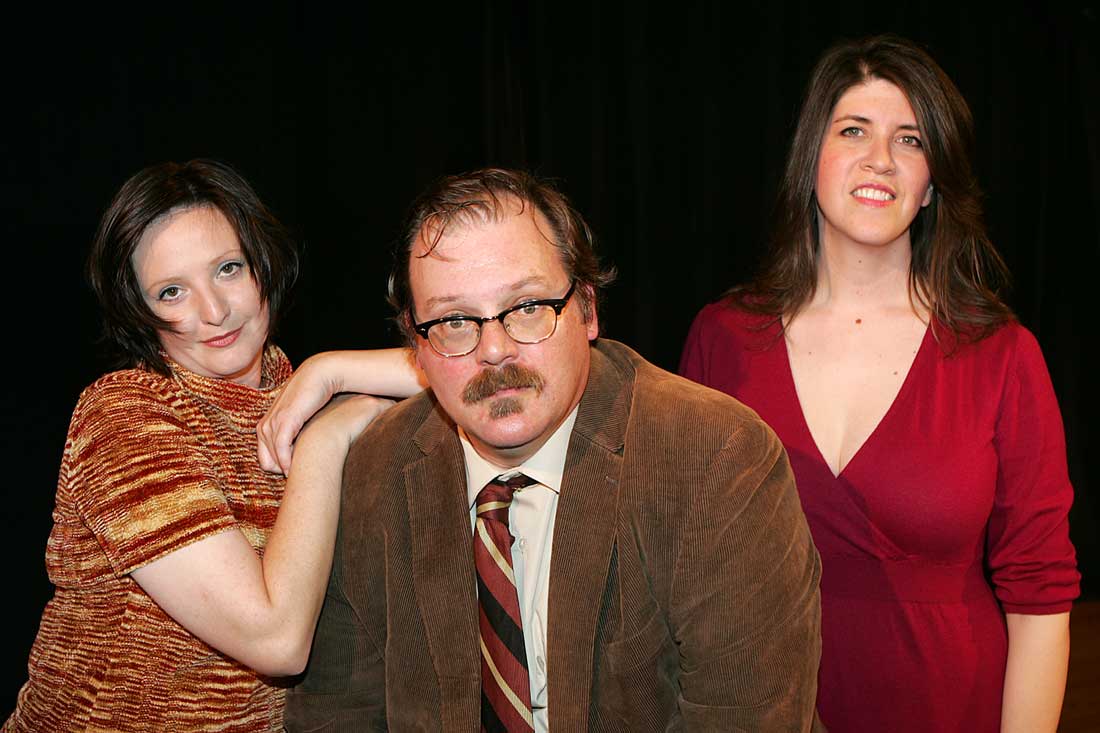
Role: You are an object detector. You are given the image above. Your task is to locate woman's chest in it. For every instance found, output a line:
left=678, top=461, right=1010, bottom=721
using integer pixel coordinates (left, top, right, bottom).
left=740, top=340, right=1004, bottom=560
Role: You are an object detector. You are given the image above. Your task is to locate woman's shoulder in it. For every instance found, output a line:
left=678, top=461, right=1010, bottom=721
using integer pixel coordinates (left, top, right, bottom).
left=72, top=367, right=190, bottom=428
left=949, top=319, right=1045, bottom=367
left=59, top=369, right=205, bottom=496
left=680, top=296, right=785, bottom=387
left=987, top=319, right=1040, bottom=351
left=687, top=296, right=783, bottom=350
left=692, top=296, right=778, bottom=332
left=938, top=321, right=1060, bottom=407
left=80, top=367, right=178, bottom=402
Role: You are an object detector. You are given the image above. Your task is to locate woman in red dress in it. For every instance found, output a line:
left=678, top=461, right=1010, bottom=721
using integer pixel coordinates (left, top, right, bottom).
left=680, top=35, right=1079, bottom=733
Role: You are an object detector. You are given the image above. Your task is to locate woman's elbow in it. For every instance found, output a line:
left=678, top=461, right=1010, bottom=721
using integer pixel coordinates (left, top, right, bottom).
left=241, top=632, right=313, bottom=677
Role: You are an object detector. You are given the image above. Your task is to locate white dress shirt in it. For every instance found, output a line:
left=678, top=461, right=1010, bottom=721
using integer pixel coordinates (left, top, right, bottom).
left=460, top=406, right=578, bottom=733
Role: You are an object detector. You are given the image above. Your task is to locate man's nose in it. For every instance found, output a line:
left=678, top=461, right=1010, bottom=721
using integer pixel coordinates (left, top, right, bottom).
left=475, top=318, right=519, bottom=366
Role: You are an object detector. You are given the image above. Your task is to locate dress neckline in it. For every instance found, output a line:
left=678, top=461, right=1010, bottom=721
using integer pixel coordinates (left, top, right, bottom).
left=778, top=324, right=934, bottom=480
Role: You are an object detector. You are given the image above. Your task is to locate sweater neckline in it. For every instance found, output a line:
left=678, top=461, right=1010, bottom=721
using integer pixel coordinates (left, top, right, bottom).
left=162, top=345, right=293, bottom=432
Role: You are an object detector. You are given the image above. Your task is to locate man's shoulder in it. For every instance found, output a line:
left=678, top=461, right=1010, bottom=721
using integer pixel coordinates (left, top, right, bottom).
left=594, top=339, right=780, bottom=457
left=346, top=389, right=442, bottom=460
left=594, top=341, right=793, bottom=527
left=337, top=391, right=453, bottom=531
left=597, top=339, right=767, bottom=425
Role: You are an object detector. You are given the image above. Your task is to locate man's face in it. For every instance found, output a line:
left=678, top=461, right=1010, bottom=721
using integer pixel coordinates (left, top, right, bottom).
left=409, top=200, right=598, bottom=468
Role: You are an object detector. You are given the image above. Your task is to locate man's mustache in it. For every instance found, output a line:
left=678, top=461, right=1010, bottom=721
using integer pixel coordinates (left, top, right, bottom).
left=462, top=363, right=546, bottom=405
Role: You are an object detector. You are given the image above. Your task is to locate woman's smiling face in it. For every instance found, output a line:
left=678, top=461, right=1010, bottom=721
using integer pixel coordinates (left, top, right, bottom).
left=131, top=205, right=270, bottom=387
left=814, top=77, right=933, bottom=253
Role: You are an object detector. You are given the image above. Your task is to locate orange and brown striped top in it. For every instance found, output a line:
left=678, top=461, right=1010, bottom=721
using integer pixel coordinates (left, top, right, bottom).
left=4, top=346, right=293, bottom=733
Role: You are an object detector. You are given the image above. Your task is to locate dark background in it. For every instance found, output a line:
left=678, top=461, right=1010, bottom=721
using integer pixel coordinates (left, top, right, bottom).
left=2, top=1, right=1097, bottom=717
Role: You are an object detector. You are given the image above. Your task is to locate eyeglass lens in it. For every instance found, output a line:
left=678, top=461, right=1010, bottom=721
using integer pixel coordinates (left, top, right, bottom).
left=428, top=304, right=559, bottom=356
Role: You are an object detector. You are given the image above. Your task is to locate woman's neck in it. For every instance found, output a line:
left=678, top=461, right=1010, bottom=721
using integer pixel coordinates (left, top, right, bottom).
left=810, top=234, right=918, bottom=315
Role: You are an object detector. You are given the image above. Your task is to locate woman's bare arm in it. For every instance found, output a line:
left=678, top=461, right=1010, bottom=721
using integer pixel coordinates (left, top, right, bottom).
left=132, top=394, right=394, bottom=676
left=1000, top=611, right=1070, bottom=733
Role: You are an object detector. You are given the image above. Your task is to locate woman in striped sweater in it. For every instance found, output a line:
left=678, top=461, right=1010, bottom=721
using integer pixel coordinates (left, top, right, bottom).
left=3, top=159, right=421, bottom=732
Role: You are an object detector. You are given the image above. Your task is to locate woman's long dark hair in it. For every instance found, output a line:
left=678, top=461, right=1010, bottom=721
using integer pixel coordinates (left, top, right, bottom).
left=735, top=34, right=1013, bottom=344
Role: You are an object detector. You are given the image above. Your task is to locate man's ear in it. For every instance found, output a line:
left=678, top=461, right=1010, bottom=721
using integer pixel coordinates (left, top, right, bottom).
left=580, top=283, right=599, bottom=340
left=403, top=313, right=425, bottom=367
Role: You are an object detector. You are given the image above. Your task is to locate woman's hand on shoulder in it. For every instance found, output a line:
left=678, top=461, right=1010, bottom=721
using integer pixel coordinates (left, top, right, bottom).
left=257, top=348, right=424, bottom=475
left=258, top=352, right=344, bottom=475
left=295, top=393, right=396, bottom=459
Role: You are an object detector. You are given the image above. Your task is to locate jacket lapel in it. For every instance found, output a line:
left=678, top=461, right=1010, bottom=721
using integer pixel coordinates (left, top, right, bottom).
left=405, top=402, right=481, bottom=727
left=546, top=343, right=633, bottom=730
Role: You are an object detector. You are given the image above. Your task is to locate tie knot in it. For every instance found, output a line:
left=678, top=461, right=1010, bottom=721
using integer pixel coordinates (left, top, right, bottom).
left=476, top=473, right=536, bottom=520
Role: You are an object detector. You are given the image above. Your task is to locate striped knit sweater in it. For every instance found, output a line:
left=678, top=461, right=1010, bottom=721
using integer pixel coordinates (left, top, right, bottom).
left=4, top=346, right=293, bottom=732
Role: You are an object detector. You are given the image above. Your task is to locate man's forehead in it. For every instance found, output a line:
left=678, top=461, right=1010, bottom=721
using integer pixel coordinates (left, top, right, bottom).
left=419, top=275, right=559, bottom=311
left=406, top=198, right=573, bottom=319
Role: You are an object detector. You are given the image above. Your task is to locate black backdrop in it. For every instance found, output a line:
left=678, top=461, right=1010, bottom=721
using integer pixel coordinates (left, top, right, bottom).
left=2, top=1, right=1097, bottom=716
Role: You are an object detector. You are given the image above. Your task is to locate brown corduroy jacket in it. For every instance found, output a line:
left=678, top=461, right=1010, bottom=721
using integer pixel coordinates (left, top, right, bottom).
left=286, top=339, right=823, bottom=732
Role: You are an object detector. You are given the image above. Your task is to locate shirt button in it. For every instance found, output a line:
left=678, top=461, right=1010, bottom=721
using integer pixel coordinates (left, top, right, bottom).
left=518, top=537, right=528, bottom=551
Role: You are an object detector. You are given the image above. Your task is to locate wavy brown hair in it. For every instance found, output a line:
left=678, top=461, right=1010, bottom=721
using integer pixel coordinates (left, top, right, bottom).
left=388, top=167, right=616, bottom=345
left=735, top=34, right=1013, bottom=343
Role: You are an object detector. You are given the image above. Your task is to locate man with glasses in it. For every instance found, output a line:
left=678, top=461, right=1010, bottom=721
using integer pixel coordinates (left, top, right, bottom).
left=284, top=168, right=823, bottom=732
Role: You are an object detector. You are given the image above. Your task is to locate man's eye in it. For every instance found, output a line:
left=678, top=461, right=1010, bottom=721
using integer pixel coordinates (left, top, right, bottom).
left=444, top=319, right=471, bottom=331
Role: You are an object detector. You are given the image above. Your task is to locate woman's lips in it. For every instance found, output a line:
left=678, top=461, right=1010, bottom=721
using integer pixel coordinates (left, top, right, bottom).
left=851, top=184, right=896, bottom=207
left=203, top=327, right=241, bottom=348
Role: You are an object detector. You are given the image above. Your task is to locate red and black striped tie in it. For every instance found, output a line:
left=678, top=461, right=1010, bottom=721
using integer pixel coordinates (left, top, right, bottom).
left=475, top=473, right=536, bottom=733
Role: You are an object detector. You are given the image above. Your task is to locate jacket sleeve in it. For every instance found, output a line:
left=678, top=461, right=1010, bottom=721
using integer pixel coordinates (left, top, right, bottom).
left=670, top=418, right=824, bottom=732
left=284, top=522, right=388, bottom=732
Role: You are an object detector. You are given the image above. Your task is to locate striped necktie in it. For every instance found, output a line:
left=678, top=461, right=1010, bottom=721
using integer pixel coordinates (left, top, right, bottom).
left=475, top=473, right=537, bottom=733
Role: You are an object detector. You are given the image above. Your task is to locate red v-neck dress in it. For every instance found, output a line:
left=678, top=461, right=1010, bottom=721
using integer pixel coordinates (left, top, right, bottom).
left=679, top=302, right=1079, bottom=733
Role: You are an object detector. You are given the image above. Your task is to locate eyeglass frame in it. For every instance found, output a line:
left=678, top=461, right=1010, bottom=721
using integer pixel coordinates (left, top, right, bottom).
left=412, top=281, right=577, bottom=357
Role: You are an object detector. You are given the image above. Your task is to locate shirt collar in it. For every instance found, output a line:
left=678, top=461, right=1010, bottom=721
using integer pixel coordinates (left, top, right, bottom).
left=461, top=405, right=580, bottom=509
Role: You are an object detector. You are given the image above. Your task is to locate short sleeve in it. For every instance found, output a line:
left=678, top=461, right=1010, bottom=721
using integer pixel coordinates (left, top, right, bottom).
left=65, top=376, right=238, bottom=577
left=986, top=327, right=1080, bottom=613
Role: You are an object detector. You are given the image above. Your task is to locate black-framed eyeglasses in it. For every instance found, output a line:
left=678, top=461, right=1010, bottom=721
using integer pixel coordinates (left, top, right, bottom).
left=413, top=282, right=577, bottom=357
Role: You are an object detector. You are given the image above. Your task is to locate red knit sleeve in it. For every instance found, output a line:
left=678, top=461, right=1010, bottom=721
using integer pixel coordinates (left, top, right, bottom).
left=65, top=374, right=238, bottom=577
left=985, top=326, right=1080, bottom=614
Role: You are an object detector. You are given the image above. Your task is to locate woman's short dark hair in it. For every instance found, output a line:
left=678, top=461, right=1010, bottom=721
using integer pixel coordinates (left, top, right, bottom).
left=87, top=159, right=299, bottom=375
left=738, top=34, right=1013, bottom=343
left=387, top=167, right=616, bottom=345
